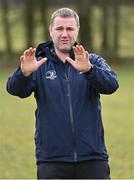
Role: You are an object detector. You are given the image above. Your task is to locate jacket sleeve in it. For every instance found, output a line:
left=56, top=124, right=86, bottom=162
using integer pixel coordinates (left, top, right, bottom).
left=6, top=67, right=36, bottom=98
left=84, top=53, right=119, bottom=94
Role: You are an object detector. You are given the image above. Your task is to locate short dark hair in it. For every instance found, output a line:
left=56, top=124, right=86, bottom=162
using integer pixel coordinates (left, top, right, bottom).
left=50, top=8, right=80, bottom=27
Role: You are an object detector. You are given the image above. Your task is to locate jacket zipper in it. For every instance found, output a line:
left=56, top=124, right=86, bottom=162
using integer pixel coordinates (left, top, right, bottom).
left=65, top=67, right=77, bottom=162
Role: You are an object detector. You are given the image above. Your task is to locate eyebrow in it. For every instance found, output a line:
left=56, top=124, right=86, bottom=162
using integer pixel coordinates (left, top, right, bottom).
left=55, top=26, right=75, bottom=29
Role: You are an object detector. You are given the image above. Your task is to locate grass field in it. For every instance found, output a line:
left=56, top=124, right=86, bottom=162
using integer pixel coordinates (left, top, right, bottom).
left=0, top=66, right=134, bottom=179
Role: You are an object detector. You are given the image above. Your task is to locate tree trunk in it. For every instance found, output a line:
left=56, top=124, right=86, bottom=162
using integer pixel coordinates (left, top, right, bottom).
left=1, top=0, right=12, bottom=55
left=38, top=0, right=49, bottom=41
left=101, top=0, right=109, bottom=56
left=77, top=0, right=93, bottom=51
left=24, top=0, right=35, bottom=47
left=113, top=0, right=120, bottom=59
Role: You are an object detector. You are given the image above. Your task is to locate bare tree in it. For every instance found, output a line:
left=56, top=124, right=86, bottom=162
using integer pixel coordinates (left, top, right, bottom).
left=1, top=0, right=12, bottom=55
left=76, top=0, right=93, bottom=50
left=24, top=0, right=35, bottom=47
left=38, top=0, right=49, bottom=41
left=113, top=0, right=120, bottom=59
left=101, top=0, right=109, bottom=56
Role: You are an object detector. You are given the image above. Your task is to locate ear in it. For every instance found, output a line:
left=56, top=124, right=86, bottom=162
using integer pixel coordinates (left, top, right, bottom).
left=49, top=25, right=52, bottom=37
left=76, top=27, right=79, bottom=38
left=77, top=26, right=80, bottom=33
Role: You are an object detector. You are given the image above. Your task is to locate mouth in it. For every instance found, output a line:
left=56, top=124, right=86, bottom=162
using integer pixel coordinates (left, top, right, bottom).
left=60, top=40, right=69, bottom=44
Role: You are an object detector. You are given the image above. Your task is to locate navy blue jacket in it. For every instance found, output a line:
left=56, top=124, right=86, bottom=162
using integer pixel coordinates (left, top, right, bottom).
left=6, top=41, right=119, bottom=163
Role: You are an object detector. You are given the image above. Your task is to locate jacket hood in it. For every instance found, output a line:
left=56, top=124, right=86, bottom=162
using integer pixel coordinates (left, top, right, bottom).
left=35, top=41, right=76, bottom=63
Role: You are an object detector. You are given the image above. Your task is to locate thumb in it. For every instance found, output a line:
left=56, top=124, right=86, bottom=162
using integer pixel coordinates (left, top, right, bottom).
left=65, top=57, right=75, bottom=66
left=37, top=57, right=47, bottom=67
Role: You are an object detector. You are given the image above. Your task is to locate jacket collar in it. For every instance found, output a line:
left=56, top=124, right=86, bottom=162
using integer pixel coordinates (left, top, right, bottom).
left=36, top=41, right=77, bottom=63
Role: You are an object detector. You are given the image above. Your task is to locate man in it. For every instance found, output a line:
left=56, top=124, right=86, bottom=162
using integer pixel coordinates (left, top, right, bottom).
left=7, top=7, right=119, bottom=179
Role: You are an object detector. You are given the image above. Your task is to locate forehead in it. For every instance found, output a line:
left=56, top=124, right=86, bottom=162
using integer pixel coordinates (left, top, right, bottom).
left=52, top=16, right=77, bottom=27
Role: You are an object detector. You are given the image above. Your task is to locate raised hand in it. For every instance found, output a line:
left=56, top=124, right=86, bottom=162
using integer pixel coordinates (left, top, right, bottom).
left=20, top=47, right=47, bottom=76
left=65, top=45, right=91, bottom=73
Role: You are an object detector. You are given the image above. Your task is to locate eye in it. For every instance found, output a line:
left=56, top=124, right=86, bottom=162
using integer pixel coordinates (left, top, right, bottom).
left=67, top=27, right=74, bottom=31
left=55, top=27, right=63, bottom=31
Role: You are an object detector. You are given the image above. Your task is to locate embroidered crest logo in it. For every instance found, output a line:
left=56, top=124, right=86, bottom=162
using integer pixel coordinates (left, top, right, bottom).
left=45, top=70, right=57, bottom=80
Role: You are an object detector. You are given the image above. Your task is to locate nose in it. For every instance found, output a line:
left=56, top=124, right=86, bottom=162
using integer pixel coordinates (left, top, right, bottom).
left=61, top=29, right=68, bottom=37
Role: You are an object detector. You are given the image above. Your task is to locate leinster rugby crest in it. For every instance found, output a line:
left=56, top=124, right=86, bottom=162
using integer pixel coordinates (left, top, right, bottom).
left=45, top=70, right=57, bottom=80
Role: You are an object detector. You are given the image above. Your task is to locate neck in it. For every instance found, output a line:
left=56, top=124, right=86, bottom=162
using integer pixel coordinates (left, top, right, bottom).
left=55, top=49, right=69, bottom=63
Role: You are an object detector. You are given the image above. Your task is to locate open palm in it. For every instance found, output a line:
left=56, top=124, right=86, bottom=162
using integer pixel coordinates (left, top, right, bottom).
left=20, top=47, right=47, bottom=76
left=65, top=45, right=91, bottom=73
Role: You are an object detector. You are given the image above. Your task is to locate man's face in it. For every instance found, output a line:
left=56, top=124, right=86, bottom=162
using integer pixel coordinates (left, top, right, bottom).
left=49, top=16, right=79, bottom=53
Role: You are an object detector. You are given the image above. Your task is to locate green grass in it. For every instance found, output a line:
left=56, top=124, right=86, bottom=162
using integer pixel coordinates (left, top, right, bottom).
left=102, top=66, right=134, bottom=178
left=0, top=67, right=134, bottom=179
left=0, top=70, right=36, bottom=178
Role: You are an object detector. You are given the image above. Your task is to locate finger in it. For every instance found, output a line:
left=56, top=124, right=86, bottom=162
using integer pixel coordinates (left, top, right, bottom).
left=73, top=45, right=84, bottom=55
left=28, top=47, right=33, bottom=56
left=24, top=47, right=33, bottom=57
left=24, top=49, right=30, bottom=58
left=85, top=51, right=89, bottom=60
left=73, top=46, right=77, bottom=53
left=65, top=57, right=75, bottom=66
left=37, top=57, right=47, bottom=68
left=73, top=46, right=80, bottom=57
left=31, top=48, right=36, bottom=56
left=28, top=47, right=36, bottom=56
left=20, top=55, right=24, bottom=63
left=80, top=45, right=86, bottom=53
left=77, top=45, right=85, bottom=53
left=76, top=45, right=81, bottom=50
left=74, top=45, right=81, bottom=54
left=25, top=50, right=35, bottom=60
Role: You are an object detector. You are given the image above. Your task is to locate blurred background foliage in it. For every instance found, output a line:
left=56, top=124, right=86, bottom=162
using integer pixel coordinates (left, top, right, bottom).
left=0, top=0, right=134, bottom=67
